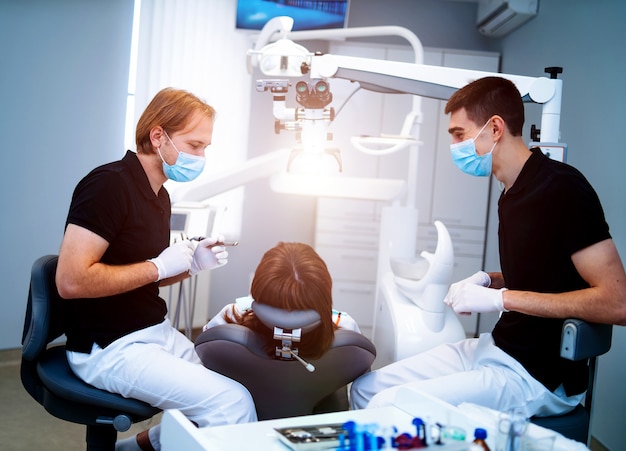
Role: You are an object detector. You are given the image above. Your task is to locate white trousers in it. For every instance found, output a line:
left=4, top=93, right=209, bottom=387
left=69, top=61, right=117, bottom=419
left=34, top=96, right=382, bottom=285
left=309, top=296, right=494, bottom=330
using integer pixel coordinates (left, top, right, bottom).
left=350, top=333, right=583, bottom=418
left=67, top=318, right=257, bottom=428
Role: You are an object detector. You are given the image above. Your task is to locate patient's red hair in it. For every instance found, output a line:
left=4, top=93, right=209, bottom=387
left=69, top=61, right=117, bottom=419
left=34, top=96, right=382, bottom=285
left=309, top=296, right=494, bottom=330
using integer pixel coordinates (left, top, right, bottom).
left=227, top=242, right=335, bottom=359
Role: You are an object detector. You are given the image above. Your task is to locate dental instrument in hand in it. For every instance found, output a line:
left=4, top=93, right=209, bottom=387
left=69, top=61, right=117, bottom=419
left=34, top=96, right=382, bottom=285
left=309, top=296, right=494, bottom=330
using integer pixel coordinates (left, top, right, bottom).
left=189, top=237, right=239, bottom=246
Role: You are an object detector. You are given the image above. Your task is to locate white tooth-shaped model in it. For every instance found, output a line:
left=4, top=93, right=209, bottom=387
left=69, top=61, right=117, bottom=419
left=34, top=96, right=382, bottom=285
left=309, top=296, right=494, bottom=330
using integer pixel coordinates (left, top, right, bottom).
left=372, top=220, right=466, bottom=369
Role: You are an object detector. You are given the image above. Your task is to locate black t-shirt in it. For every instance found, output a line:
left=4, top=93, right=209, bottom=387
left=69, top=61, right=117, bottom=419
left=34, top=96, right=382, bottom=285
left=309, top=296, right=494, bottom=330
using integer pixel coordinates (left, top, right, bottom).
left=63, top=151, right=171, bottom=353
left=492, top=148, right=611, bottom=395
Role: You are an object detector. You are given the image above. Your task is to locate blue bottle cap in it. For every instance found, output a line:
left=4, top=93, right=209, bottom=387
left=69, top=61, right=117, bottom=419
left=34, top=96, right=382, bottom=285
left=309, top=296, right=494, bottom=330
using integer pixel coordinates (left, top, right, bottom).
left=474, top=427, right=488, bottom=440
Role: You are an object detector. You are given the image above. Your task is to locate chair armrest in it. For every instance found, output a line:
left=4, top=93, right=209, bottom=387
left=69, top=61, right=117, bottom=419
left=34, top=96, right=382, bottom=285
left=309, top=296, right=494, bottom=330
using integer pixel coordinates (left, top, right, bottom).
left=560, top=319, right=612, bottom=361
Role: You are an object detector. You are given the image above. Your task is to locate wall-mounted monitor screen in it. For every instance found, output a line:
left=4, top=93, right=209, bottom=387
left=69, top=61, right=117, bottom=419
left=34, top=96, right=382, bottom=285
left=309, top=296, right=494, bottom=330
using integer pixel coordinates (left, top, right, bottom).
left=236, top=0, right=349, bottom=31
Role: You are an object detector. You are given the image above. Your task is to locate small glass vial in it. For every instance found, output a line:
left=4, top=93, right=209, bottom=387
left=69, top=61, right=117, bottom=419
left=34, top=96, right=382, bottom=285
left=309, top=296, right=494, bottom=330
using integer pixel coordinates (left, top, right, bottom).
left=473, top=427, right=490, bottom=451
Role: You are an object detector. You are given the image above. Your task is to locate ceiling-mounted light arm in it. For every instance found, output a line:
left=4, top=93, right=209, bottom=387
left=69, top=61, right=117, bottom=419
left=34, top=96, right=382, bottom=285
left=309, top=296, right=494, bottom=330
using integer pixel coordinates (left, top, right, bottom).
left=289, top=24, right=426, bottom=144
left=290, top=24, right=428, bottom=166
left=249, top=17, right=561, bottom=142
left=247, top=17, right=313, bottom=77
left=310, top=53, right=557, bottom=102
left=252, top=16, right=294, bottom=51
left=309, top=54, right=562, bottom=143
left=250, top=20, right=426, bottom=143
left=249, top=20, right=428, bottom=209
left=287, top=25, right=424, bottom=65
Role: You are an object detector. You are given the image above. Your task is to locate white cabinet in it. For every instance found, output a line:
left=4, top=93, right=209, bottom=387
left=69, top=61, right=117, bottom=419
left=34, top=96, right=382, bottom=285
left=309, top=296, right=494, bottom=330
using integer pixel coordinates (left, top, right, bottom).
left=314, top=44, right=500, bottom=338
left=315, top=199, right=379, bottom=332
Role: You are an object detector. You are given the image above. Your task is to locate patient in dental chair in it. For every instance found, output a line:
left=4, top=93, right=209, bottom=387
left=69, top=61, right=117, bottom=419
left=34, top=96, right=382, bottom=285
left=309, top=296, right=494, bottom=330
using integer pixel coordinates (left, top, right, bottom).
left=203, top=241, right=360, bottom=359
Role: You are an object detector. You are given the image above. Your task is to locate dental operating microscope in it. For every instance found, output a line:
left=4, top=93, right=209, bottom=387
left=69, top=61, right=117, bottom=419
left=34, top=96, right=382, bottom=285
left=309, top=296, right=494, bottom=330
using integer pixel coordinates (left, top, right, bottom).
left=191, top=16, right=567, bottom=368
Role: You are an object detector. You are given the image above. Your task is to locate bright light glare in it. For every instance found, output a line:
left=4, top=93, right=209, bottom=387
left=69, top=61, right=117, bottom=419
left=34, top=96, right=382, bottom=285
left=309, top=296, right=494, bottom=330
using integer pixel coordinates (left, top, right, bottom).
left=287, top=149, right=341, bottom=176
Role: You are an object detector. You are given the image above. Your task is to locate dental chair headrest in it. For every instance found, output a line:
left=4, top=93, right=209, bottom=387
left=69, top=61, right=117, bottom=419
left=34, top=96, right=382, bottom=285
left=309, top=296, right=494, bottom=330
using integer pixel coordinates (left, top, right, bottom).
left=251, top=301, right=321, bottom=334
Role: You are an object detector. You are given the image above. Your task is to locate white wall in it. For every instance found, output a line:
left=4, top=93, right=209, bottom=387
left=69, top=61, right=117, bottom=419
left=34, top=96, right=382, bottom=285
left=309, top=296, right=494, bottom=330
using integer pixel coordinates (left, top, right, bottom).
left=346, top=0, right=497, bottom=51
left=0, top=0, right=134, bottom=349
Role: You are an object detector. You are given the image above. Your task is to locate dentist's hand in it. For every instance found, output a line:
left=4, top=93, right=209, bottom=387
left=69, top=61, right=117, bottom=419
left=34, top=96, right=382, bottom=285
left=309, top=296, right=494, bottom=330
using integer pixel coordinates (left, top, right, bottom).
left=190, top=236, right=229, bottom=275
left=459, top=270, right=492, bottom=288
left=149, top=241, right=194, bottom=281
left=444, top=271, right=507, bottom=315
left=444, top=283, right=508, bottom=315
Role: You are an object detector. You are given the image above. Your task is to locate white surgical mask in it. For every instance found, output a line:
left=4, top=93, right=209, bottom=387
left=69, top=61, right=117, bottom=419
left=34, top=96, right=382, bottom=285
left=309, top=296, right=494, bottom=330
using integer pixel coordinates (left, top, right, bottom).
left=158, top=131, right=205, bottom=182
left=449, top=120, right=497, bottom=177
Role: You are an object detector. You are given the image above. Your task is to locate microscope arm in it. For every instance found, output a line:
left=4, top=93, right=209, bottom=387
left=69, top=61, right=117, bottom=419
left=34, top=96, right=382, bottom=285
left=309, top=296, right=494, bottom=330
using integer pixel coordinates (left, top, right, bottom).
left=251, top=18, right=563, bottom=142
left=308, top=53, right=562, bottom=143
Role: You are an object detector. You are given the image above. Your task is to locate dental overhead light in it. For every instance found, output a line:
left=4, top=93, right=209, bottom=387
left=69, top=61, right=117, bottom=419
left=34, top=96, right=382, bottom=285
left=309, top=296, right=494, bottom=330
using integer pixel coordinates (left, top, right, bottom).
left=248, top=38, right=312, bottom=78
left=248, top=17, right=344, bottom=175
left=246, top=16, right=312, bottom=78
left=256, top=77, right=340, bottom=174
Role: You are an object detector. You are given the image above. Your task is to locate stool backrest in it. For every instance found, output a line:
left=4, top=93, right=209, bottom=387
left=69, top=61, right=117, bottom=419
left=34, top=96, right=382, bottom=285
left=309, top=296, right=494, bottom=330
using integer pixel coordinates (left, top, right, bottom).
left=22, top=255, right=63, bottom=397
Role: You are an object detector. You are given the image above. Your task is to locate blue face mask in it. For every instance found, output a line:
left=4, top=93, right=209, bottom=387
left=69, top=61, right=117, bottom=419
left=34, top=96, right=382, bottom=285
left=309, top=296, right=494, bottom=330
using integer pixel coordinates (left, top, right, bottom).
left=158, top=131, right=206, bottom=182
left=449, top=120, right=497, bottom=177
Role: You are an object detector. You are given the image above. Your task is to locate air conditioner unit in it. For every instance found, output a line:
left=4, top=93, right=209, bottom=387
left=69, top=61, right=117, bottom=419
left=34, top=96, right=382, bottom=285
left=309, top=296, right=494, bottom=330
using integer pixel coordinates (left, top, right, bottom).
left=477, top=0, right=538, bottom=37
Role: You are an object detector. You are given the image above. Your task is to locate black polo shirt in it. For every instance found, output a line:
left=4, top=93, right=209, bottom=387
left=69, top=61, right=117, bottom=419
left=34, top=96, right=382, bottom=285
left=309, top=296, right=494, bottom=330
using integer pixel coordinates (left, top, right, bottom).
left=63, top=150, right=171, bottom=353
left=492, top=148, right=610, bottom=395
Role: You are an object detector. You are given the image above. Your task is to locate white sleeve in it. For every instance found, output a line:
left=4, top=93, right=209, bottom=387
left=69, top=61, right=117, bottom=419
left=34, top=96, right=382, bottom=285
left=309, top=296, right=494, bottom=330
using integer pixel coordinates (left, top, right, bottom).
left=202, top=296, right=253, bottom=332
left=202, top=304, right=233, bottom=331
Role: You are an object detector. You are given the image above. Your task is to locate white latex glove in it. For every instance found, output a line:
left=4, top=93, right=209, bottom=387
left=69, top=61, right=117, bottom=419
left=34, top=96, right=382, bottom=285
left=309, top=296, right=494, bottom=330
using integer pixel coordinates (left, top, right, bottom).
left=190, top=236, right=229, bottom=275
left=444, top=283, right=508, bottom=315
left=461, top=270, right=492, bottom=287
left=442, top=271, right=491, bottom=314
left=148, top=241, right=194, bottom=281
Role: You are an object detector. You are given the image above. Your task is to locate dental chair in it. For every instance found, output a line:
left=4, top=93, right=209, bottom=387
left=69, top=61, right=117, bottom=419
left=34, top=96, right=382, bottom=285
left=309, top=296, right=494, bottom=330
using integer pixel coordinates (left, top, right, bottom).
left=21, top=255, right=160, bottom=451
left=194, top=302, right=376, bottom=420
left=531, top=319, right=612, bottom=446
